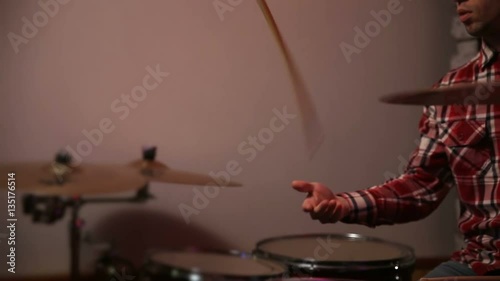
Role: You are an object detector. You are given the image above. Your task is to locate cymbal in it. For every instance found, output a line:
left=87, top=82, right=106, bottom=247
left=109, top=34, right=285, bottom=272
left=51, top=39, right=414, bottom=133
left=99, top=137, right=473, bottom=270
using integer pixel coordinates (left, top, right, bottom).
left=0, top=162, right=147, bottom=196
left=129, top=160, right=242, bottom=187
left=379, top=82, right=500, bottom=105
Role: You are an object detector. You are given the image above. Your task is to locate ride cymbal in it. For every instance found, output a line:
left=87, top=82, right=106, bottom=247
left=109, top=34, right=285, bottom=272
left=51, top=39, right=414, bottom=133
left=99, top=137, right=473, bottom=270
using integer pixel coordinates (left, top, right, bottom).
left=379, top=82, right=500, bottom=105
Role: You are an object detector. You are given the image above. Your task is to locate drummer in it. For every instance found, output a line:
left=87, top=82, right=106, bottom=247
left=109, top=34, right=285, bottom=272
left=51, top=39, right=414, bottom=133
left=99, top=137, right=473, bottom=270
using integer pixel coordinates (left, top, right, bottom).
left=293, top=0, right=500, bottom=278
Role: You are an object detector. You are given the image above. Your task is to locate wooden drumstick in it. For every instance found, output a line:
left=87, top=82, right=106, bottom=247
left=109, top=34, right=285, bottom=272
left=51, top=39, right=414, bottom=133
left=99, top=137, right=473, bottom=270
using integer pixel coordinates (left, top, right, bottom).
left=257, top=0, right=324, bottom=159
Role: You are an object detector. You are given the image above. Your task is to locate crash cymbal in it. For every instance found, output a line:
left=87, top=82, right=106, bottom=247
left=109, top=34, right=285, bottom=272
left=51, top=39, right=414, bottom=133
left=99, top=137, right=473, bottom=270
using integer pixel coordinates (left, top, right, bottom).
left=0, top=162, right=147, bottom=196
left=130, top=145, right=242, bottom=187
left=129, top=159, right=242, bottom=187
left=379, top=82, right=500, bottom=105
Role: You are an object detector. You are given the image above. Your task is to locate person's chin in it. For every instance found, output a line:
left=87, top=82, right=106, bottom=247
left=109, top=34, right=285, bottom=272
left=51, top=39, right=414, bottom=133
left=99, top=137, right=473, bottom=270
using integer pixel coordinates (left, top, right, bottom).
left=463, top=20, right=487, bottom=37
left=465, top=23, right=485, bottom=37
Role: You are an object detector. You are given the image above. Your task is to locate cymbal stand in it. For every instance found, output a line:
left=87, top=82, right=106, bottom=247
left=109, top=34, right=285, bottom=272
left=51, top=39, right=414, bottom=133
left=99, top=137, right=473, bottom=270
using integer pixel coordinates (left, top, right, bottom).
left=24, top=184, right=153, bottom=281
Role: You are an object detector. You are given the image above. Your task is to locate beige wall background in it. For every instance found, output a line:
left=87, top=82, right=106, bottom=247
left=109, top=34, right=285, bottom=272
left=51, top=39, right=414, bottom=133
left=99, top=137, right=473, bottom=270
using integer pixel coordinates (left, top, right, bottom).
left=0, top=0, right=458, bottom=277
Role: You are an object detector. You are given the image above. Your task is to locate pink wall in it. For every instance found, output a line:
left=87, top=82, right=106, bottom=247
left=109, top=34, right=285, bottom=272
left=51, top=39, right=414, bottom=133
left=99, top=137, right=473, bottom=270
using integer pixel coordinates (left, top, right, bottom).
left=0, top=0, right=457, bottom=277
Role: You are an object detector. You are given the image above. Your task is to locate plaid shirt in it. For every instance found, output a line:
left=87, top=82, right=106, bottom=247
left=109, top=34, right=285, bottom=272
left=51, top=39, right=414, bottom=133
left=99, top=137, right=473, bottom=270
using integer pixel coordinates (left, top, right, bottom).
left=338, top=41, right=500, bottom=275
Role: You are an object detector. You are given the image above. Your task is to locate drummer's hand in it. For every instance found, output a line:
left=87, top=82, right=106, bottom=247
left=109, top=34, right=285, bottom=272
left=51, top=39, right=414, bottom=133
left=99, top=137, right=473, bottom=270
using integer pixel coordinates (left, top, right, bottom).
left=292, top=180, right=351, bottom=224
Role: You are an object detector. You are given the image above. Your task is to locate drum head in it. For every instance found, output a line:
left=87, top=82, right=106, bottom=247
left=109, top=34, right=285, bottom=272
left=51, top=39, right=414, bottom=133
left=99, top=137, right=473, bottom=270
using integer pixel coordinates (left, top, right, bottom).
left=255, top=233, right=415, bottom=267
left=147, top=251, right=287, bottom=278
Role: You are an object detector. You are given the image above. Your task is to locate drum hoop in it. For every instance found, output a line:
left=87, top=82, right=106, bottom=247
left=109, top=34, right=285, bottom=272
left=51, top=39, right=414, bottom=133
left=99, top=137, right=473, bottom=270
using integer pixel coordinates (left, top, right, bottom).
left=253, top=233, right=416, bottom=269
left=143, top=248, right=288, bottom=280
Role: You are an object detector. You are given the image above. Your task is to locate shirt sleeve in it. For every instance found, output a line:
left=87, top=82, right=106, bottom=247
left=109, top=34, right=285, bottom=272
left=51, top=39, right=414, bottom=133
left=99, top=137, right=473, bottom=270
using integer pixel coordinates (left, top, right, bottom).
left=337, top=105, right=454, bottom=227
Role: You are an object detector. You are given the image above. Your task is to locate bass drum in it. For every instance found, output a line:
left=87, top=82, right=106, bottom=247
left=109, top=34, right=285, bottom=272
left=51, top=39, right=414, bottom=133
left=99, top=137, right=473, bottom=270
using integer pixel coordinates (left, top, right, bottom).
left=253, top=233, right=416, bottom=281
left=139, top=250, right=288, bottom=281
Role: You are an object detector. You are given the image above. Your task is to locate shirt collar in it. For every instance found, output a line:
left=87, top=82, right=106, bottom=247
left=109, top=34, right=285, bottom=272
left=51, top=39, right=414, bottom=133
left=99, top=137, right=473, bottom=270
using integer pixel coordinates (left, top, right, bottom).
left=480, top=40, right=497, bottom=70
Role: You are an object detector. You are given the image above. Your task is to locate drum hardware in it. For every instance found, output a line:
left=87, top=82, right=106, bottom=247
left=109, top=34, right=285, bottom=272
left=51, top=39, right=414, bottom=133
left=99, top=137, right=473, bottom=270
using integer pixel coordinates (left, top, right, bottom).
left=84, top=234, right=138, bottom=281
left=5, top=150, right=153, bottom=281
left=22, top=194, right=67, bottom=223
left=139, top=249, right=289, bottom=281
left=138, top=248, right=367, bottom=281
left=22, top=184, right=154, bottom=281
left=2, top=145, right=244, bottom=281
left=95, top=251, right=137, bottom=281
left=253, top=233, right=416, bottom=281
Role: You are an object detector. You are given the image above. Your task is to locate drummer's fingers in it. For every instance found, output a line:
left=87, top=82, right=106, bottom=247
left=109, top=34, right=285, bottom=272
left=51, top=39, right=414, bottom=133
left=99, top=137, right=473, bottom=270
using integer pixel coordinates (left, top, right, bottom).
left=292, top=180, right=314, bottom=193
left=314, top=200, right=329, bottom=214
left=302, top=198, right=315, bottom=212
left=311, top=200, right=328, bottom=220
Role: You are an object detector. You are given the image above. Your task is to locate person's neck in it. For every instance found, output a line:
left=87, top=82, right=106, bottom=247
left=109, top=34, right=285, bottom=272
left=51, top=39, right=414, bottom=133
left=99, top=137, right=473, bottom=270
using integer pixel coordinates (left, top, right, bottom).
left=484, top=36, right=500, bottom=52
left=483, top=24, right=500, bottom=51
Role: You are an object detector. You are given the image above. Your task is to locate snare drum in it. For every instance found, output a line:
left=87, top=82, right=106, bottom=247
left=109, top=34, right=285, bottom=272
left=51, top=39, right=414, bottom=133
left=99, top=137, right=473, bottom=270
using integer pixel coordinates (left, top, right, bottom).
left=140, top=250, right=288, bottom=281
left=253, top=233, right=415, bottom=281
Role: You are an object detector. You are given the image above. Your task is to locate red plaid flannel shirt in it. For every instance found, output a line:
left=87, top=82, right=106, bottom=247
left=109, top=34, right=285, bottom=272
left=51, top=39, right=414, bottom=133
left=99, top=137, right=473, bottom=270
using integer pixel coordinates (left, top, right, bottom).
left=338, top=41, right=500, bottom=275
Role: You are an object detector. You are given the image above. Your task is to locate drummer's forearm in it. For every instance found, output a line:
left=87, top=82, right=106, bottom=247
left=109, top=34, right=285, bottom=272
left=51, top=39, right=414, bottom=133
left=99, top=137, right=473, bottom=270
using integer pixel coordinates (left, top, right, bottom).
left=378, top=170, right=451, bottom=224
left=339, top=167, right=453, bottom=227
left=343, top=110, right=452, bottom=226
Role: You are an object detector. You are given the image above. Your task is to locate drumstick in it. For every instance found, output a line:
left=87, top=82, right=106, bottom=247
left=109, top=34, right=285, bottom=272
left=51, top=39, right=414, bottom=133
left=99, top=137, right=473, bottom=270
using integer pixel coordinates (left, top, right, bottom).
left=256, top=0, right=324, bottom=160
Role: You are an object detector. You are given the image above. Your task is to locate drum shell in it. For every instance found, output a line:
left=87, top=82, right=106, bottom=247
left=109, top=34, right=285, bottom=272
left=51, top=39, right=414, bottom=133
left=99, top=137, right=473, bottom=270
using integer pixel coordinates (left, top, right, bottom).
left=260, top=259, right=414, bottom=281
left=253, top=233, right=416, bottom=281
left=139, top=250, right=288, bottom=281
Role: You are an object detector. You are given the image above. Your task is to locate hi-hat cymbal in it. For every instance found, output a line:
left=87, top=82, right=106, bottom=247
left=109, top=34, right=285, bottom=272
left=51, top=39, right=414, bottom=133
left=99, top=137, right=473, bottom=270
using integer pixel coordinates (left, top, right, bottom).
left=379, top=82, right=500, bottom=105
left=0, top=162, right=147, bottom=196
left=129, top=160, right=242, bottom=187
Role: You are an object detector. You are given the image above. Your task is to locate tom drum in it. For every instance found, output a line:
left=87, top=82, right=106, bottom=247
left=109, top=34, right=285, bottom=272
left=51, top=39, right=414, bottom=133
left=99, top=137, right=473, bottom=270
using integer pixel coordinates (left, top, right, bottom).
left=253, top=233, right=416, bottom=281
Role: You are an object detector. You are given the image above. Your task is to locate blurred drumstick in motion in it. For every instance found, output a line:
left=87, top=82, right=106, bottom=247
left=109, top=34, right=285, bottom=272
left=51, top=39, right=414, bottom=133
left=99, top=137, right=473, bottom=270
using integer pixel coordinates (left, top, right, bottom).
left=257, top=0, right=324, bottom=160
